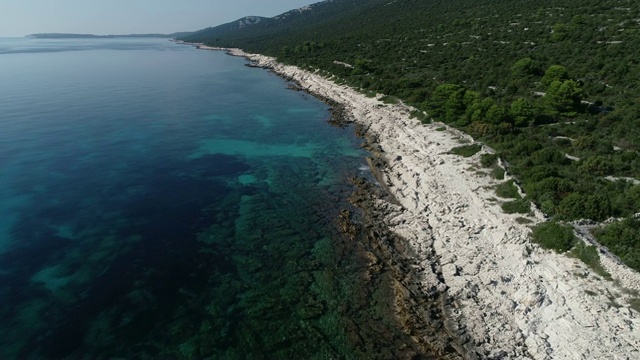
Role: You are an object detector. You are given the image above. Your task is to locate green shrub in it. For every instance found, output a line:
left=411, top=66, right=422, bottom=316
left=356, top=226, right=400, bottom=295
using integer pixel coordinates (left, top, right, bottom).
left=530, top=148, right=570, bottom=166
left=435, top=126, right=447, bottom=131
left=516, top=217, right=534, bottom=224
left=480, top=153, right=498, bottom=167
left=531, top=221, right=577, bottom=253
left=496, top=180, right=521, bottom=199
left=379, top=95, right=399, bottom=104
left=556, top=193, right=612, bottom=221
left=410, top=110, right=430, bottom=124
left=501, top=198, right=530, bottom=214
left=449, top=144, right=482, bottom=157
left=492, top=167, right=505, bottom=180
left=569, top=242, right=610, bottom=278
left=593, top=217, right=640, bottom=271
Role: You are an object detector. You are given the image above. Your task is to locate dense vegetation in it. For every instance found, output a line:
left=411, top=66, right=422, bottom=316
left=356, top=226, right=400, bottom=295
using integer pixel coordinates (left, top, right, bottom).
left=180, top=0, right=640, bottom=267
left=531, top=221, right=577, bottom=253
left=594, top=217, right=640, bottom=271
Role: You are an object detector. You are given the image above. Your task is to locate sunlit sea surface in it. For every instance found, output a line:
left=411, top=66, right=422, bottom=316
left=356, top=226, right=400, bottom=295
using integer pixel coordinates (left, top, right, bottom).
left=0, top=38, right=416, bottom=358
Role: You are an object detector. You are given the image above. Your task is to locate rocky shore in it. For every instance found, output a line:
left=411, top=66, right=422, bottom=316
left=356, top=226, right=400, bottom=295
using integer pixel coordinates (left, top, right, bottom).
left=198, top=45, right=640, bottom=359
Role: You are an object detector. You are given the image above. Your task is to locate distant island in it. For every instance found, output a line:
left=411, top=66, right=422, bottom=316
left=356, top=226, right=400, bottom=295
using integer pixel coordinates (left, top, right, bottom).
left=27, top=32, right=193, bottom=39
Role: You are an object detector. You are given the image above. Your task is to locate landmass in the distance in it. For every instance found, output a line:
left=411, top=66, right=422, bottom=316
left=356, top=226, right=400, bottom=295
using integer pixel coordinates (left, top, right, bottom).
left=27, top=32, right=193, bottom=39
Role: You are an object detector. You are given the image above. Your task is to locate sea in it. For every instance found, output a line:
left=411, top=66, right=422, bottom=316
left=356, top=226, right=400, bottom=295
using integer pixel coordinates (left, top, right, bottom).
left=0, top=37, right=427, bottom=359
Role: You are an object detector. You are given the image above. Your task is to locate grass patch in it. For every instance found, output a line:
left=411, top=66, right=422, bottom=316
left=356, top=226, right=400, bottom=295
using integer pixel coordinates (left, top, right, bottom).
left=623, top=287, right=640, bottom=297
left=585, top=289, right=598, bottom=296
left=496, top=180, right=521, bottom=199
left=379, top=95, right=399, bottom=104
left=480, top=153, right=498, bottom=167
left=531, top=221, right=577, bottom=253
left=569, top=242, right=611, bottom=279
left=501, top=198, right=530, bottom=214
left=410, top=110, right=430, bottom=124
left=607, top=295, right=622, bottom=308
left=449, top=144, right=482, bottom=157
left=435, top=126, right=447, bottom=131
left=491, top=167, right=505, bottom=180
left=455, top=137, right=472, bottom=144
left=630, top=298, right=640, bottom=313
left=516, top=217, right=534, bottom=224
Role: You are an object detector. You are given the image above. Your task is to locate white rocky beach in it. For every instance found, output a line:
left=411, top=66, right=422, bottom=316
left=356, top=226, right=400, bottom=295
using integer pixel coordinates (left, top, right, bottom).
left=200, top=45, right=640, bottom=359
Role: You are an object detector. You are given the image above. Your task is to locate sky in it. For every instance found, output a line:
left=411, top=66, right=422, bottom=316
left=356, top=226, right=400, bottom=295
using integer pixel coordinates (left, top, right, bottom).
left=0, top=0, right=318, bottom=37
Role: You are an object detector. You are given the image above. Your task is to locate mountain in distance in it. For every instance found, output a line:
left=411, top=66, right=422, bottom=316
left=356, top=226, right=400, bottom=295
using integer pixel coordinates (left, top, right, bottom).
left=181, top=16, right=270, bottom=41
left=28, top=32, right=194, bottom=39
left=178, top=0, right=385, bottom=45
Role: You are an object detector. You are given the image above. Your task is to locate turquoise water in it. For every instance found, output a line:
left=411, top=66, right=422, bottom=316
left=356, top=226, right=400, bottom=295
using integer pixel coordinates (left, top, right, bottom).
left=0, top=38, right=427, bottom=359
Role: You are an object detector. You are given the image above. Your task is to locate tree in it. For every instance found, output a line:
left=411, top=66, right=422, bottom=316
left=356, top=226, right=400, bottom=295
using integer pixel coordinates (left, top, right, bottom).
left=530, top=148, right=569, bottom=166
left=465, top=95, right=493, bottom=123
left=544, top=79, right=583, bottom=115
left=485, top=103, right=507, bottom=125
left=541, top=65, right=569, bottom=87
left=426, top=84, right=461, bottom=118
left=510, top=98, right=537, bottom=126
left=445, top=88, right=469, bottom=123
left=573, top=135, right=596, bottom=150
left=578, top=156, right=613, bottom=176
left=551, top=23, right=568, bottom=42
left=511, top=57, right=540, bottom=78
left=352, top=59, right=374, bottom=75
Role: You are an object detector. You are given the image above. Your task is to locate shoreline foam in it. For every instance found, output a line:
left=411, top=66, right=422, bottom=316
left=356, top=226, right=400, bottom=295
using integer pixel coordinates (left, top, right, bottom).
left=198, top=45, right=640, bottom=359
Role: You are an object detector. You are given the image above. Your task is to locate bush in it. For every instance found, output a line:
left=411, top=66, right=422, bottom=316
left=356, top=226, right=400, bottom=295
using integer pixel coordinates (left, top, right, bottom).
left=496, top=180, right=521, bottom=199
left=410, top=110, right=430, bottom=124
left=379, top=95, right=399, bottom=104
left=516, top=217, right=534, bottom=224
left=530, top=148, right=570, bottom=166
left=593, top=217, right=640, bottom=271
left=449, top=144, right=482, bottom=157
left=501, top=198, right=530, bottom=214
left=480, top=153, right=498, bottom=167
left=531, top=221, right=577, bottom=253
left=556, top=193, right=612, bottom=221
left=492, top=167, right=505, bottom=180
left=570, top=242, right=610, bottom=278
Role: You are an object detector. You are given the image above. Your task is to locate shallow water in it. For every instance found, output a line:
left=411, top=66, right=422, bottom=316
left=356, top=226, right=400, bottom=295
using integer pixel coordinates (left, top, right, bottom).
left=0, top=38, right=430, bottom=359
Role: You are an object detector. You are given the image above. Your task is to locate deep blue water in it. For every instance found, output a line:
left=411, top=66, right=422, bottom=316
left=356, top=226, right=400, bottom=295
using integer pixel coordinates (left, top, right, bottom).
left=0, top=38, right=421, bottom=359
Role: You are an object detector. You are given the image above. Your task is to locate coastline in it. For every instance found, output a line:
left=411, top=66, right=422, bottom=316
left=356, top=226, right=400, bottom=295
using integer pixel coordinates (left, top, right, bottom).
left=198, top=44, right=640, bottom=358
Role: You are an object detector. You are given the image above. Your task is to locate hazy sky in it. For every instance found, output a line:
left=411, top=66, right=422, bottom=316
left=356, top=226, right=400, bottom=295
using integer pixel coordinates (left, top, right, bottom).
left=0, top=0, right=318, bottom=37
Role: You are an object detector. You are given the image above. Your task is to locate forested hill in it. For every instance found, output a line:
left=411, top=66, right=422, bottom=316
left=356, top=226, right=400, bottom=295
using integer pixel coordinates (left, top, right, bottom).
left=180, top=0, right=640, bottom=270
left=179, top=0, right=386, bottom=45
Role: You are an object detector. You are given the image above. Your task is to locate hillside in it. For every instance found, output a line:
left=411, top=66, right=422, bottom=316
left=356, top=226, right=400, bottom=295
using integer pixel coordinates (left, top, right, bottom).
left=179, top=0, right=640, bottom=269
left=179, top=0, right=387, bottom=45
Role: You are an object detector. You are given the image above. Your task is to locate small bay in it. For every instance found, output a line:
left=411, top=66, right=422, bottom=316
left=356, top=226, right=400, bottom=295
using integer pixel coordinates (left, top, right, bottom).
left=0, top=38, right=421, bottom=358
